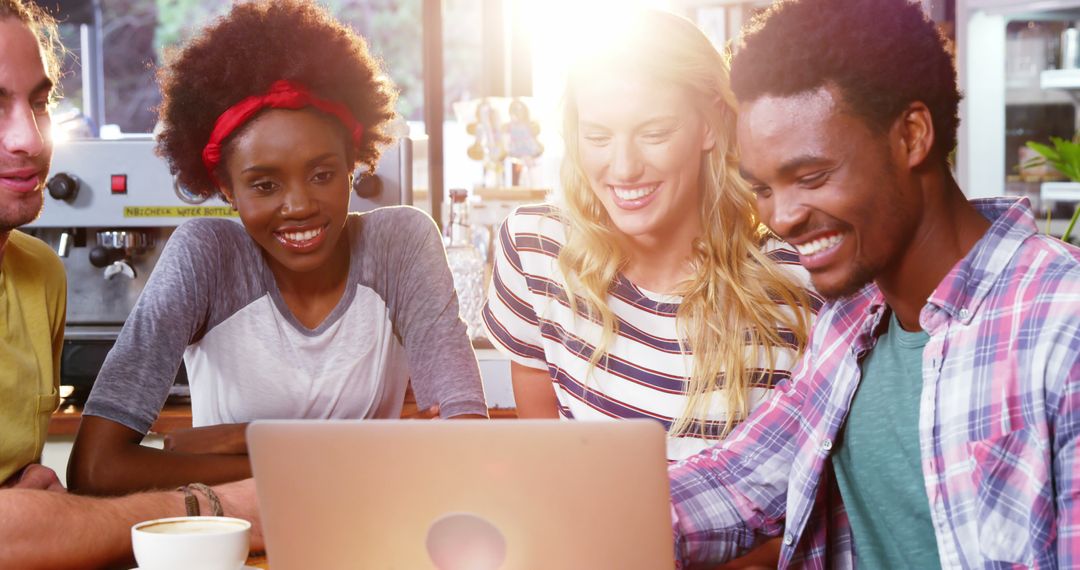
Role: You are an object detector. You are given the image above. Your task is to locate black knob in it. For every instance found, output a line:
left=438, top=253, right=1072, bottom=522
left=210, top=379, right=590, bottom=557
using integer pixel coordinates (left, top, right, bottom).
left=353, top=174, right=382, bottom=199
left=47, top=173, right=79, bottom=202
left=89, top=246, right=118, bottom=268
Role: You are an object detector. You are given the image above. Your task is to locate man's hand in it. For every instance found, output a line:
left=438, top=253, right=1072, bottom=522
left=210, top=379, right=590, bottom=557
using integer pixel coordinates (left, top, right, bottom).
left=216, top=478, right=264, bottom=552
left=1, top=464, right=65, bottom=492
left=164, top=423, right=249, bottom=455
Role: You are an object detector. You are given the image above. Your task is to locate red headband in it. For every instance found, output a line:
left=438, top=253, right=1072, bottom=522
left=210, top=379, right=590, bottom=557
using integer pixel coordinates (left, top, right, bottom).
left=201, top=79, right=364, bottom=187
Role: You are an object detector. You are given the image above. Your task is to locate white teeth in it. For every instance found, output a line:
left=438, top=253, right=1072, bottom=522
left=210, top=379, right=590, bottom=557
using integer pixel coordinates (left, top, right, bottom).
left=280, top=227, right=322, bottom=243
left=795, top=234, right=843, bottom=257
left=611, top=184, right=659, bottom=201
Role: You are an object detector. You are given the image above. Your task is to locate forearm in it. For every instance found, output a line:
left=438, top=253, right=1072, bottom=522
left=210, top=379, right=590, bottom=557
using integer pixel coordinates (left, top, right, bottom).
left=512, top=404, right=558, bottom=418
left=0, top=488, right=183, bottom=569
left=511, top=362, right=560, bottom=418
left=70, top=416, right=253, bottom=495
left=668, top=388, right=805, bottom=566
left=0, top=479, right=261, bottom=569
left=669, top=459, right=765, bottom=567
left=71, top=445, right=251, bottom=496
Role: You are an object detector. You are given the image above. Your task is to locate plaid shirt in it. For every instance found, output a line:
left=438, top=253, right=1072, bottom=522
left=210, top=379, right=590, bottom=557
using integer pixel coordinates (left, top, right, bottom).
left=669, top=198, right=1080, bottom=569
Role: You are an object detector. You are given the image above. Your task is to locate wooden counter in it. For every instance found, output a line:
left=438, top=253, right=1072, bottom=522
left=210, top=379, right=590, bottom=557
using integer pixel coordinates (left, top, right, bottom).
left=50, top=386, right=517, bottom=436
left=49, top=403, right=194, bottom=436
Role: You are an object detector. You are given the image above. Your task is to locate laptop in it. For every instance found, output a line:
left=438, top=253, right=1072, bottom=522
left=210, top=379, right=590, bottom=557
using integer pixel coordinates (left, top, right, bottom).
left=247, top=419, right=676, bottom=569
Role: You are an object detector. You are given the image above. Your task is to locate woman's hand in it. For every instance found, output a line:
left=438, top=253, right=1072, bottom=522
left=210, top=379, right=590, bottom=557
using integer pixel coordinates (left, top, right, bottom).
left=164, top=423, right=249, bottom=455
left=215, top=478, right=264, bottom=552
left=402, top=405, right=441, bottom=419
left=402, top=405, right=487, bottom=419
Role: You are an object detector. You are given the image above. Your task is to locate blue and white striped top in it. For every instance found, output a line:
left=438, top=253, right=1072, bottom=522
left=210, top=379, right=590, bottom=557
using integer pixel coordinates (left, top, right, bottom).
left=482, top=204, right=817, bottom=460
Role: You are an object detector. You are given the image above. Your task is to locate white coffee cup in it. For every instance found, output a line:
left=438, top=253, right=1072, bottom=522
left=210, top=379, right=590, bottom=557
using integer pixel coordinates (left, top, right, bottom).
left=131, top=516, right=251, bottom=570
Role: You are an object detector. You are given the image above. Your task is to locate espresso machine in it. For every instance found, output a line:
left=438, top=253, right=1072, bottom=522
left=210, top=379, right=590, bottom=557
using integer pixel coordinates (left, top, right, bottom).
left=24, top=137, right=413, bottom=403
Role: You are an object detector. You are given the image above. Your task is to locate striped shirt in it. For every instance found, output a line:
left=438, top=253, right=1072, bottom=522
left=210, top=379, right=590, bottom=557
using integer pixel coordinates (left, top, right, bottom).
left=669, top=198, right=1080, bottom=568
left=482, top=204, right=816, bottom=460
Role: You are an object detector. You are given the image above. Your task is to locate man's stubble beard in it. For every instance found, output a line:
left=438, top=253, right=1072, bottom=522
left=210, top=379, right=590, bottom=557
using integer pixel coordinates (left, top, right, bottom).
left=0, top=187, right=45, bottom=233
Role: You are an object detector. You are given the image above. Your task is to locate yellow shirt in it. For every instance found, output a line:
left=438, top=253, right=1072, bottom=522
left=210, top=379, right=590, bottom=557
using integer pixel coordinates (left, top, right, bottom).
left=0, top=230, right=65, bottom=483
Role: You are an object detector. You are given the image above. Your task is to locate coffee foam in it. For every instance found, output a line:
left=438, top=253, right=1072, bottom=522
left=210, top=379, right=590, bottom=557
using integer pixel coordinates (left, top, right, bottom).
left=138, top=521, right=247, bottom=535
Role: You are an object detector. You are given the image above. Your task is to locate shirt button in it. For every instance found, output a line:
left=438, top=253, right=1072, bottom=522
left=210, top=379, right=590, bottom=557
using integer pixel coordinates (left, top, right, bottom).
left=783, top=533, right=794, bottom=546
left=822, top=438, right=833, bottom=451
left=959, top=308, right=971, bottom=320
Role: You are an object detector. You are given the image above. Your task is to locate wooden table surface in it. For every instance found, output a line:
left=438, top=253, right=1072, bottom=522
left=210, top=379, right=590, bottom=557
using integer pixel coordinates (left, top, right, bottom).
left=51, top=385, right=517, bottom=436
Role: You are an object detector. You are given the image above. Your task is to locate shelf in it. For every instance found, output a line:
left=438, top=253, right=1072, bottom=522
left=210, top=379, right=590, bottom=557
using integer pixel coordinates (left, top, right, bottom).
left=1041, top=181, right=1080, bottom=200
left=474, top=187, right=550, bottom=202
left=1040, top=68, right=1080, bottom=90
left=414, top=187, right=550, bottom=203
left=1005, top=86, right=1075, bottom=105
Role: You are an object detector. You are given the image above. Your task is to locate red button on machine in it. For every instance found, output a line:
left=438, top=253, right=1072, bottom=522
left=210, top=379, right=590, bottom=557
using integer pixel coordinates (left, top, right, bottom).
left=110, top=174, right=127, bottom=194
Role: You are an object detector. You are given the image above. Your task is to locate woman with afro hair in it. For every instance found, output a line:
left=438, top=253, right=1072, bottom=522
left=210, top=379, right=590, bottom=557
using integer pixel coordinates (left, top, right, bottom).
left=68, top=0, right=488, bottom=495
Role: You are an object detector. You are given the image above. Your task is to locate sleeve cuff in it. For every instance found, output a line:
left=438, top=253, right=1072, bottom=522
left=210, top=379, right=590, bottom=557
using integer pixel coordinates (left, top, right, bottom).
left=440, top=399, right=490, bottom=419
left=80, top=404, right=153, bottom=436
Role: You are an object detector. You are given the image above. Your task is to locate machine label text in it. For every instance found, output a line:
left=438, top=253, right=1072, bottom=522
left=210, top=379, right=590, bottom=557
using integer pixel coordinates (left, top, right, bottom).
left=123, top=206, right=238, bottom=218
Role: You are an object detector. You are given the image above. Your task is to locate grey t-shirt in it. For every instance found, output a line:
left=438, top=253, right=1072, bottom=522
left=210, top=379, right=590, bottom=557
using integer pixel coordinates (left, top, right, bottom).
left=84, top=206, right=487, bottom=434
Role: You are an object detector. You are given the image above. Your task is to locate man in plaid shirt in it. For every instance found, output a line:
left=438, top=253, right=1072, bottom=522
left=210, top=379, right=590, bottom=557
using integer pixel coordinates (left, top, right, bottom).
left=669, top=0, right=1080, bottom=568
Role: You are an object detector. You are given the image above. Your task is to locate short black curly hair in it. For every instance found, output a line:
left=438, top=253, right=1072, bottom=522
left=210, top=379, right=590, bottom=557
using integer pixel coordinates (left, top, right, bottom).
left=156, top=0, right=398, bottom=198
left=730, top=0, right=961, bottom=164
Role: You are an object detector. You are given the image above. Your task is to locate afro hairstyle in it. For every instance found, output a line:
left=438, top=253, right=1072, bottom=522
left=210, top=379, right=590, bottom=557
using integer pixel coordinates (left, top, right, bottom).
left=155, top=0, right=398, bottom=199
left=730, top=0, right=961, bottom=163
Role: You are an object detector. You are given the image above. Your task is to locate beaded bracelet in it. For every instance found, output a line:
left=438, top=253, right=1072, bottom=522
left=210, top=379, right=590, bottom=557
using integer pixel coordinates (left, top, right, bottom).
left=177, top=483, right=224, bottom=517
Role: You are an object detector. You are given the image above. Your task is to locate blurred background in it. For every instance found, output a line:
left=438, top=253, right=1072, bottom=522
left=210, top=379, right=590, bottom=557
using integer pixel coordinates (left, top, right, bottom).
left=30, top=0, right=1080, bottom=483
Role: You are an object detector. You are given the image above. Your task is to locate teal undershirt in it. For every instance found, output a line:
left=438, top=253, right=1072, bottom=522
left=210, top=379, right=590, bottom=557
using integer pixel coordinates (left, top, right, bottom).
left=832, top=312, right=941, bottom=569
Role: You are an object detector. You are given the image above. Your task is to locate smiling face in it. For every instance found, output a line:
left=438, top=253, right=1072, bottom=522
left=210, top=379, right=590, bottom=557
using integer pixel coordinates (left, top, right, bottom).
left=219, top=108, right=352, bottom=281
left=574, top=73, right=715, bottom=243
left=737, top=86, right=923, bottom=300
left=0, top=18, right=53, bottom=233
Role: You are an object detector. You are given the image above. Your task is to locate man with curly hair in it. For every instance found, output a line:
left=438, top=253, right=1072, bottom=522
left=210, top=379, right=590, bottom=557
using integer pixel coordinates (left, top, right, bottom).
left=69, top=0, right=487, bottom=495
left=0, top=0, right=66, bottom=492
left=668, top=0, right=1080, bottom=568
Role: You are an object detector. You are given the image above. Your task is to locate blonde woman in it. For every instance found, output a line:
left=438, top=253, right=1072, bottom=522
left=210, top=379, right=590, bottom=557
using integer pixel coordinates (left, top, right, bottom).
left=482, top=10, right=818, bottom=463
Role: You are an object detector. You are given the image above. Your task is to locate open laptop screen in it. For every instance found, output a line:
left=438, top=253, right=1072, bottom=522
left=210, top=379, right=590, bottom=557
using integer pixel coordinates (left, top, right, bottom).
left=248, top=419, right=675, bottom=569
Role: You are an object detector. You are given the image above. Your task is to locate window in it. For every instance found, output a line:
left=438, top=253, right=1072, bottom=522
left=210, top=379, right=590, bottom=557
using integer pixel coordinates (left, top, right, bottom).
left=52, top=0, right=431, bottom=134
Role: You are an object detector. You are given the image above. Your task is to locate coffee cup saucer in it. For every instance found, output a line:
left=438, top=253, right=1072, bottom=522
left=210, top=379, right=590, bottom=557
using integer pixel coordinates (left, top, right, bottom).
left=130, top=567, right=259, bottom=570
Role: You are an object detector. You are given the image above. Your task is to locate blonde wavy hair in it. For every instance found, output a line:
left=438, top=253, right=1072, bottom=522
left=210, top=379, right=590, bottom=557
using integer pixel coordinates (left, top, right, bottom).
left=558, top=10, right=812, bottom=438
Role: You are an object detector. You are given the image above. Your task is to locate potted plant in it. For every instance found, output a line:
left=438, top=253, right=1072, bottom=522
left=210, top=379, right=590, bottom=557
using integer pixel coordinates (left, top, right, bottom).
left=1024, top=136, right=1080, bottom=243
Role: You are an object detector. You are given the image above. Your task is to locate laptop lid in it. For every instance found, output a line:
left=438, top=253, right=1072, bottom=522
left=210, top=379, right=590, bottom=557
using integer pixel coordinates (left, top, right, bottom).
left=247, top=419, right=675, bottom=569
